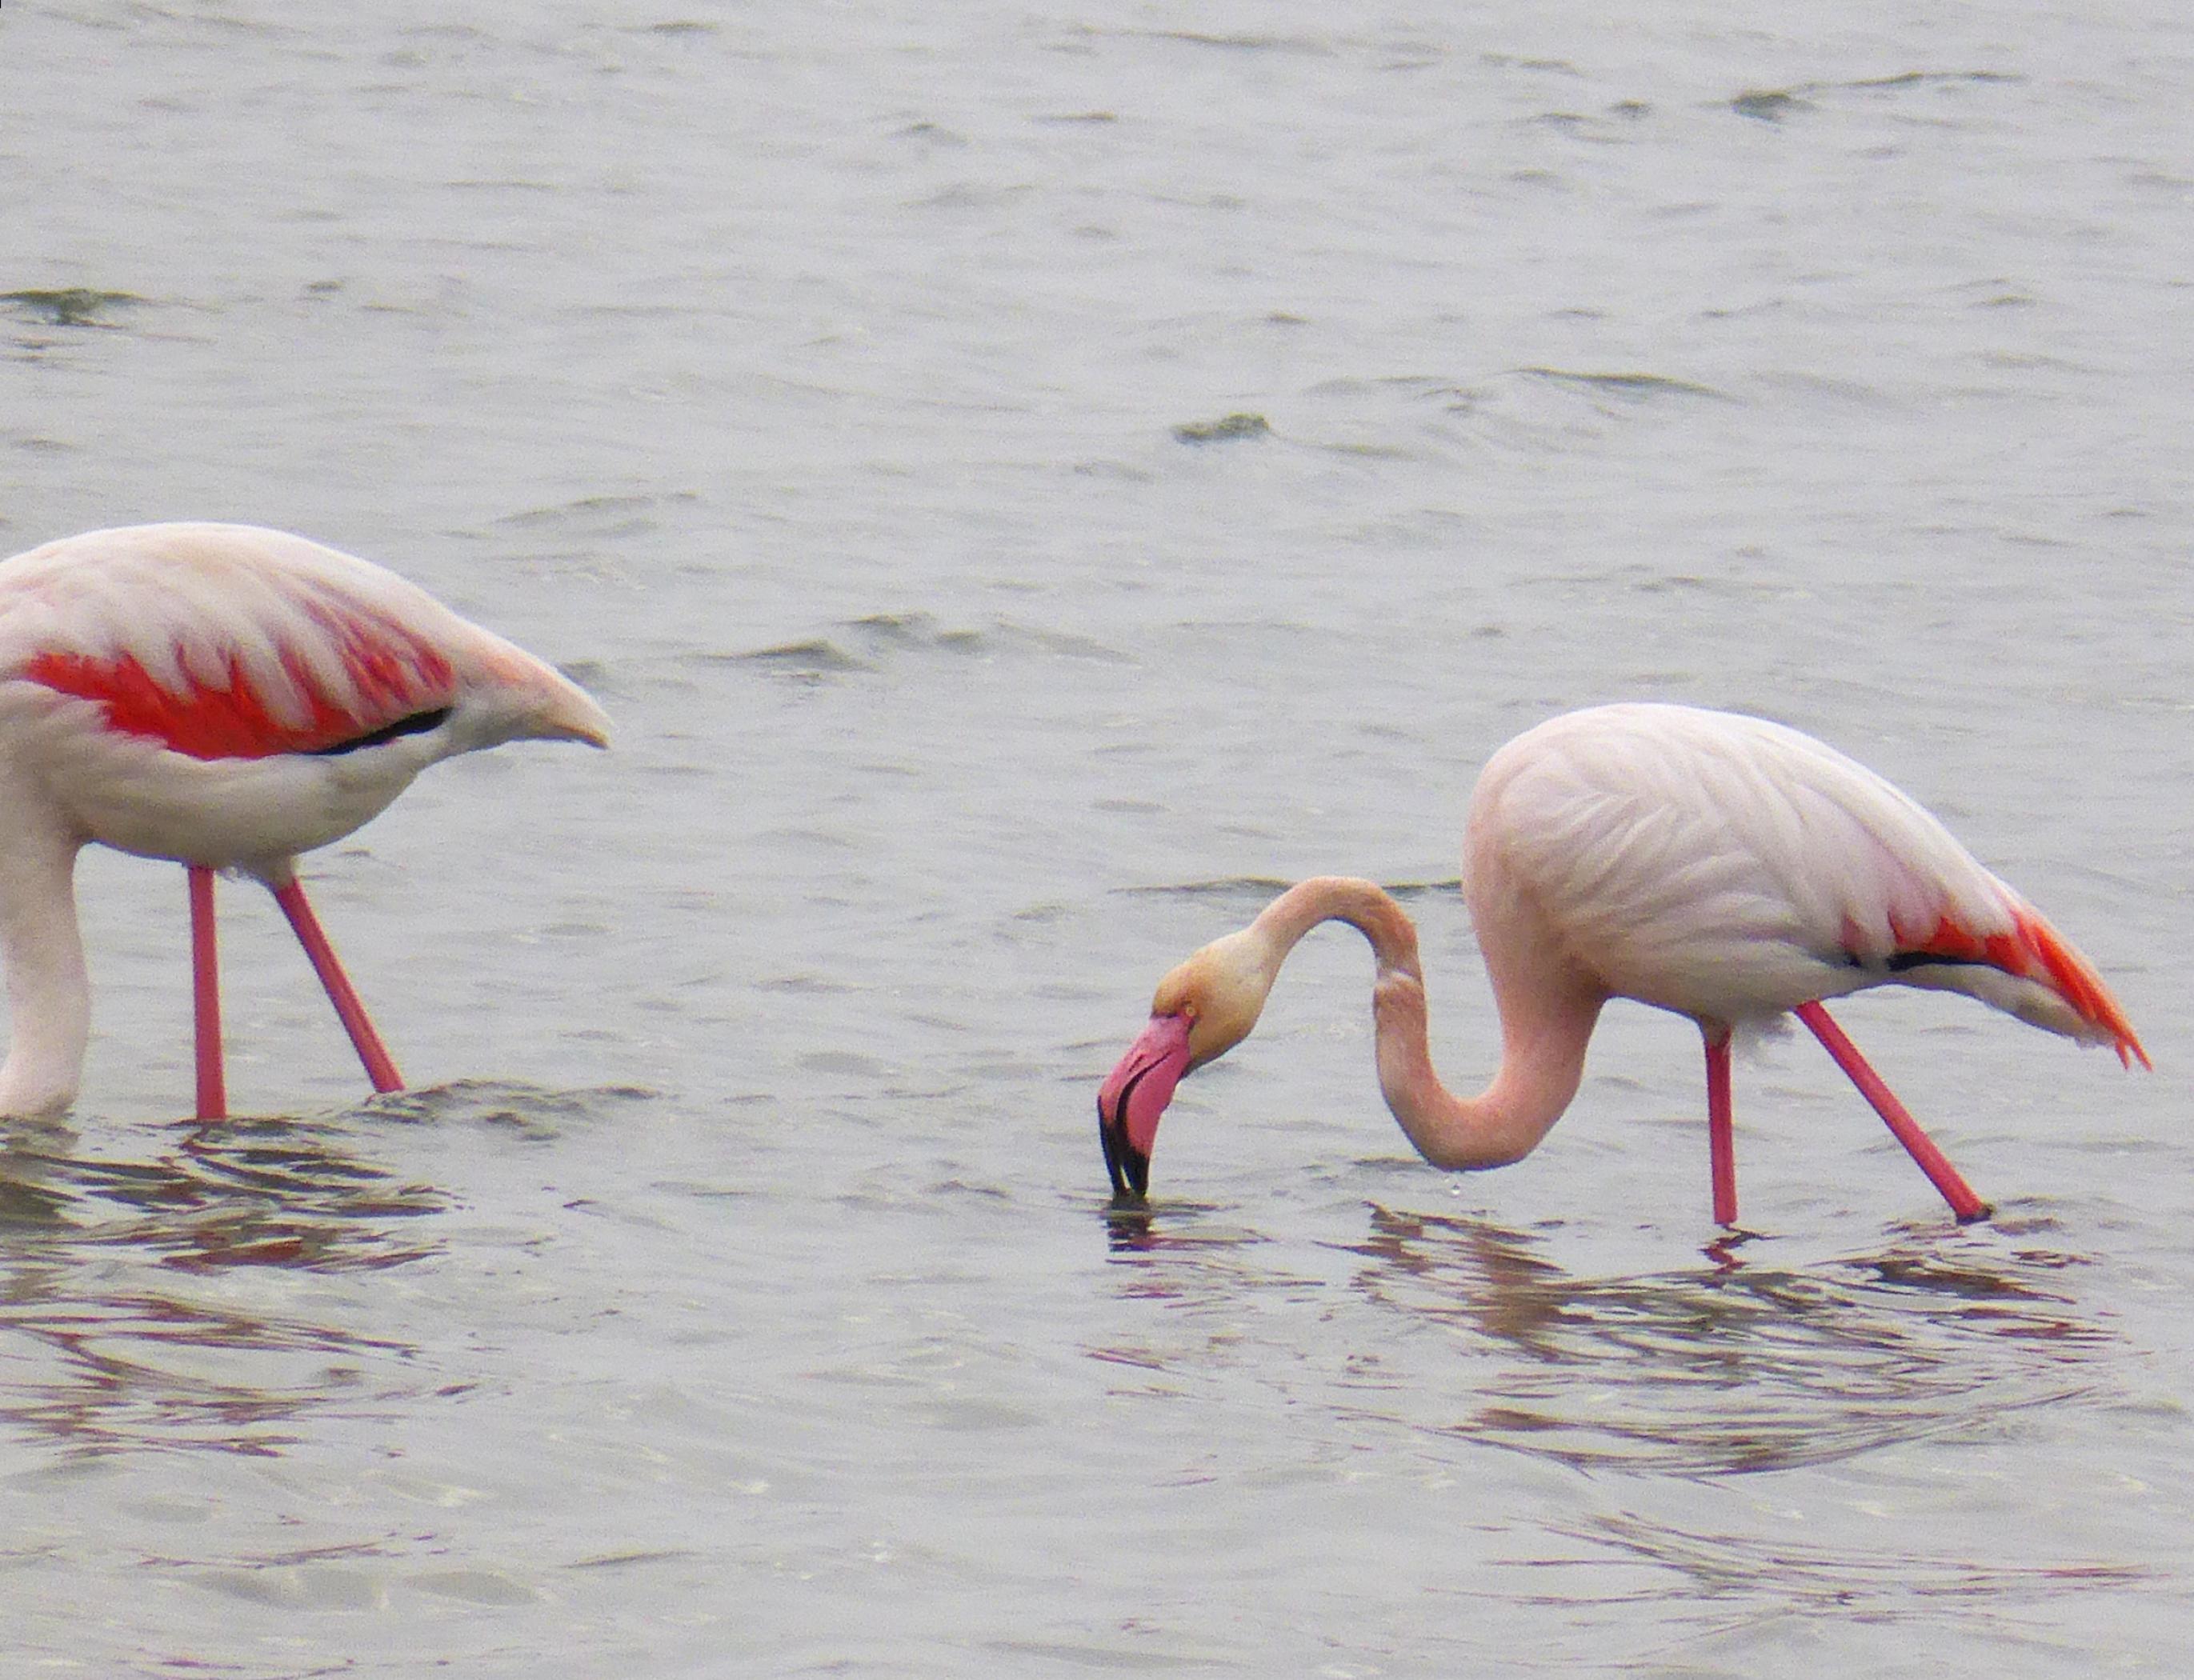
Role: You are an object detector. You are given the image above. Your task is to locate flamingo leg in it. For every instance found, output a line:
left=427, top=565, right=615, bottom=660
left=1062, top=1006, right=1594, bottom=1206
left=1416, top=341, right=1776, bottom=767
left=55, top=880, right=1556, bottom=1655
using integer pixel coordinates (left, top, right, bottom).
left=1704, top=1026, right=1736, bottom=1226
left=189, top=866, right=226, bottom=1121
left=1793, top=1001, right=1990, bottom=1223
left=269, top=878, right=405, bottom=1095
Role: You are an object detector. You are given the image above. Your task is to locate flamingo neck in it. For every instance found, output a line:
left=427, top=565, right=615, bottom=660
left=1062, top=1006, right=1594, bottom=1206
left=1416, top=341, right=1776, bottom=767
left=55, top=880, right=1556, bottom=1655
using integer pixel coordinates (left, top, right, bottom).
left=1250, top=877, right=1602, bottom=1170
left=1250, top=876, right=1424, bottom=981
left=0, top=818, right=87, bottom=1118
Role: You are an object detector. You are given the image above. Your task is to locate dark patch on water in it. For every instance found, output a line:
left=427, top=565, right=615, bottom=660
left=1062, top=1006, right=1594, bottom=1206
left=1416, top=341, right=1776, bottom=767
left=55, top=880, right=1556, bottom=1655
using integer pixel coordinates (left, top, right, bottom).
left=1849, top=70, right=2022, bottom=91
left=720, top=612, right=1132, bottom=683
left=1480, top=53, right=1582, bottom=75
left=1511, top=367, right=1732, bottom=403
left=1, top=288, right=145, bottom=327
left=494, top=490, right=696, bottom=538
left=1732, top=70, right=2020, bottom=122
left=731, top=638, right=876, bottom=678
left=1107, top=28, right=1335, bottom=57
left=1732, top=88, right=1812, bottom=123
left=1172, top=412, right=1271, bottom=445
left=892, top=121, right=969, bottom=147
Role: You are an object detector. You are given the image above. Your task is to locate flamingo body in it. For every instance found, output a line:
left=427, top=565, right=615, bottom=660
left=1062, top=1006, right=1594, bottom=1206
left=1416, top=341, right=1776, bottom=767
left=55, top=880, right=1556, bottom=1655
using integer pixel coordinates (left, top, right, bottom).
left=0, top=522, right=609, bottom=1118
left=1097, top=703, right=2144, bottom=1222
left=1466, top=704, right=2140, bottom=1054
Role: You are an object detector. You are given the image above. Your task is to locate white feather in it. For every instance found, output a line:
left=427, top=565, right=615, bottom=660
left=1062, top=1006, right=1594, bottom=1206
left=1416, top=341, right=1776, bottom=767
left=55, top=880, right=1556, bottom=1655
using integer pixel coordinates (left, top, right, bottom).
left=1464, top=703, right=2082, bottom=1036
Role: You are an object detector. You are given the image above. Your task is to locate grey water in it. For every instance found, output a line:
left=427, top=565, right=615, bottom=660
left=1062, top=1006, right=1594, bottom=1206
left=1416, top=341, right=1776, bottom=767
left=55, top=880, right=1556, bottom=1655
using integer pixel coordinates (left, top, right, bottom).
left=4, top=2, right=2192, bottom=1673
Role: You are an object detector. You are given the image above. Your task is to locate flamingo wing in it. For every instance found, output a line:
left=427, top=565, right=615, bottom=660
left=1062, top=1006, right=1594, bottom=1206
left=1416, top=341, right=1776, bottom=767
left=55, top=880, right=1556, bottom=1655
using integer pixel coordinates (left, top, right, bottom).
left=0, top=524, right=482, bottom=761
left=1466, top=703, right=2144, bottom=1065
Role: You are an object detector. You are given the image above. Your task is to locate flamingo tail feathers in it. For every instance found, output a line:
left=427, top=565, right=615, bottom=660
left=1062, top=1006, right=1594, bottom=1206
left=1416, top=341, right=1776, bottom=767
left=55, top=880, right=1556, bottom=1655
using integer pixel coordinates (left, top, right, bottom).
left=2011, top=906, right=2150, bottom=1071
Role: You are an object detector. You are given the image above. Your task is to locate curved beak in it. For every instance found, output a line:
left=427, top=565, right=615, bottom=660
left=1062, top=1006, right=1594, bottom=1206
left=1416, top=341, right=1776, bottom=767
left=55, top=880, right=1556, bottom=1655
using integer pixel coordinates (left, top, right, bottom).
left=537, top=671, right=612, bottom=749
left=1097, top=1013, right=1192, bottom=1201
left=490, top=647, right=612, bottom=749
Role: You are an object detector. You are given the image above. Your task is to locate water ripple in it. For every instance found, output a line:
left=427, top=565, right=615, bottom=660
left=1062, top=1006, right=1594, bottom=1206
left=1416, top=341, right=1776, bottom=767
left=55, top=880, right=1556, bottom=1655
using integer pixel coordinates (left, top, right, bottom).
left=1340, top=1206, right=2117, bottom=1476
left=719, top=612, right=1132, bottom=683
left=1562, top=1507, right=2152, bottom=1606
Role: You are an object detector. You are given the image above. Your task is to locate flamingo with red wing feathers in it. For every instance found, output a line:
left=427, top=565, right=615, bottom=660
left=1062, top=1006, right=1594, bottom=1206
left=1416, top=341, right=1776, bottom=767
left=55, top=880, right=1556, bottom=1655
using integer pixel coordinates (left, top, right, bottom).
left=0, top=522, right=609, bottom=1119
left=1098, top=703, right=2146, bottom=1225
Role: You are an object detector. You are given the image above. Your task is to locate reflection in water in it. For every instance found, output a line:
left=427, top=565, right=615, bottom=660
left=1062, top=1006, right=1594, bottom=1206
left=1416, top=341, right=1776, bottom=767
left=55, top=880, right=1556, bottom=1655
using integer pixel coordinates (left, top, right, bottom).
left=1101, top=1198, right=1295, bottom=1299
left=1096, top=1198, right=2118, bottom=1479
left=8, top=1114, right=444, bottom=1271
left=0, top=1113, right=442, bottom=1458
left=1348, top=1204, right=2117, bottom=1477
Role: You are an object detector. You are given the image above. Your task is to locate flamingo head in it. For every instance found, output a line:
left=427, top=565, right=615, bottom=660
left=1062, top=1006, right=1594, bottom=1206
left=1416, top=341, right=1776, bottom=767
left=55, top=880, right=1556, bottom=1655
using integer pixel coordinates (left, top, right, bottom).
left=486, top=653, right=614, bottom=750
left=1097, top=930, right=1276, bottom=1200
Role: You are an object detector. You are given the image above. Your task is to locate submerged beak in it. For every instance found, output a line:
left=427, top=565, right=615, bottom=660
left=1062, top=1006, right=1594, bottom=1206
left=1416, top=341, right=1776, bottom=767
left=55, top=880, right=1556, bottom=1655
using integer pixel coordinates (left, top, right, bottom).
left=1097, top=1013, right=1192, bottom=1201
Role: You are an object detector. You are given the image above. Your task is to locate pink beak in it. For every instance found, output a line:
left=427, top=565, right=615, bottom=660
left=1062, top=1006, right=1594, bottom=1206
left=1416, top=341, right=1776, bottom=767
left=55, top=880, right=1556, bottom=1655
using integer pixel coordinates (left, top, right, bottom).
left=1097, top=1013, right=1192, bottom=1200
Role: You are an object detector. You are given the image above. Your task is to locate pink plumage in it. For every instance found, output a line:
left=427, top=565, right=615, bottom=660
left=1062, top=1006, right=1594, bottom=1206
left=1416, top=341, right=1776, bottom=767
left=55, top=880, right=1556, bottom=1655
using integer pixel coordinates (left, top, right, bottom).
left=1098, top=702, right=2146, bottom=1223
left=1467, top=705, right=2144, bottom=1063
left=0, top=522, right=611, bottom=1119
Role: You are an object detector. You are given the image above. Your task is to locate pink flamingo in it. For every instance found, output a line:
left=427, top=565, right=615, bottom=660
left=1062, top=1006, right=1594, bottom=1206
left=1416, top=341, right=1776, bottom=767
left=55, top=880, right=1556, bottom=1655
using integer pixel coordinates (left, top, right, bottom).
left=0, top=522, right=610, bottom=1120
left=1098, top=703, right=2147, bottom=1224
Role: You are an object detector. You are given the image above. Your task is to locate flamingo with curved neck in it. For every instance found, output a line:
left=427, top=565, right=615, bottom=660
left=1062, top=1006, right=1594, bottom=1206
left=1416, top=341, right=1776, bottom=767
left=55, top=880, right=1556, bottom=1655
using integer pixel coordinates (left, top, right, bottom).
left=1097, top=704, right=2147, bottom=1226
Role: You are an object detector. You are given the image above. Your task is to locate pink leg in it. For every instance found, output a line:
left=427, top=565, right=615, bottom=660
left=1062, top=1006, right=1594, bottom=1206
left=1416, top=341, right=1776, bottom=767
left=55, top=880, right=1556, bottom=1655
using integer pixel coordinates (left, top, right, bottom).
left=270, top=878, right=405, bottom=1095
left=1704, top=1027, right=1736, bottom=1226
left=189, top=866, right=226, bottom=1121
left=1794, top=1001, right=1989, bottom=1223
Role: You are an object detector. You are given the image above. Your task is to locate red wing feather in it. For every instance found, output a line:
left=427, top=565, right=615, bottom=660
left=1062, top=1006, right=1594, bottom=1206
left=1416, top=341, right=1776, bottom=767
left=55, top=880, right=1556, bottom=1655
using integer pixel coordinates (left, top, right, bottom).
left=2011, top=906, right=2151, bottom=1070
left=1889, top=906, right=2149, bottom=1070
left=24, top=614, right=456, bottom=762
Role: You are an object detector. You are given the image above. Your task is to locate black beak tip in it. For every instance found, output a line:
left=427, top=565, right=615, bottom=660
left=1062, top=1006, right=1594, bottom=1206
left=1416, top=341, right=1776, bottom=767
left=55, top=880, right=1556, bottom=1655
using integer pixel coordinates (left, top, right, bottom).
left=1098, top=1105, right=1151, bottom=1203
left=1120, top=1146, right=1150, bottom=1202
